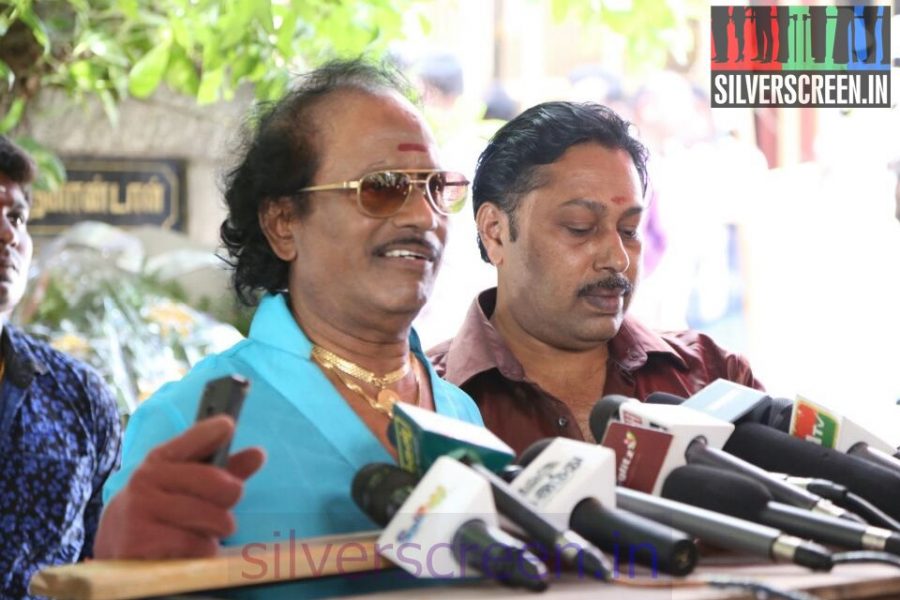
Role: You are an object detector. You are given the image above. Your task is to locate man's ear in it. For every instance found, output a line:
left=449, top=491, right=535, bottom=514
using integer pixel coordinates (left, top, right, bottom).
left=259, top=197, right=298, bottom=262
left=476, top=202, right=508, bottom=267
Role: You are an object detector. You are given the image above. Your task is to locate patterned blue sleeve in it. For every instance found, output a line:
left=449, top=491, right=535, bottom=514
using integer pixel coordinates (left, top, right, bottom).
left=79, top=368, right=121, bottom=559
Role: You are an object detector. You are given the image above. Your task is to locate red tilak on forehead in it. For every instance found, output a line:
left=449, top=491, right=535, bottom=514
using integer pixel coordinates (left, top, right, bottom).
left=397, top=143, right=428, bottom=152
left=609, top=196, right=627, bottom=206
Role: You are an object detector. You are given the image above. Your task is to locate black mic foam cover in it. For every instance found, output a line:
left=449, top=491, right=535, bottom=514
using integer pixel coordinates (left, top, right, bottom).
left=662, top=464, right=771, bottom=522
left=351, top=463, right=419, bottom=526
left=645, top=392, right=685, bottom=405
left=516, top=438, right=554, bottom=468
left=724, top=423, right=900, bottom=521
left=589, top=395, right=634, bottom=442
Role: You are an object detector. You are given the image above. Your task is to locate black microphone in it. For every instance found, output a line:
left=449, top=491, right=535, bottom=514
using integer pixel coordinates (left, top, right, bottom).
left=589, top=395, right=854, bottom=521
left=662, top=464, right=900, bottom=555
left=388, top=404, right=612, bottom=580
left=615, top=487, right=833, bottom=571
left=847, top=442, right=900, bottom=479
left=516, top=438, right=698, bottom=576
left=683, top=437, right=860, bottom=522
left=462, top=459, right=613, bottom=581
left=643, top=392, right=684, bottom=405
left=352, top=462, right=549, bottom=591
left=586, top=398, right=836, bottom=571
left=724, top=423, right=900, bottom=523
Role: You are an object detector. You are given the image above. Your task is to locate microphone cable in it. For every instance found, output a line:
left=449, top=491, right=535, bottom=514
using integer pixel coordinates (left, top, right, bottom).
left=610, top=574, right=818, bottom=600
left=792, top=478, right=900, bottom=532
left=832, top=551, right=900, bottom=569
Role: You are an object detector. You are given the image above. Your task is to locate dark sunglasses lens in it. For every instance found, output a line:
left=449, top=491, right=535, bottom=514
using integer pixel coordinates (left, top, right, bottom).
left=427, top=171, right=468, bottom=214
left=359, top=171, right=411, bottom=216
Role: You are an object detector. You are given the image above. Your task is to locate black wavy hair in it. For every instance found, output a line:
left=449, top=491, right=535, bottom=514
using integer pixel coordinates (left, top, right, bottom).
left=471, top=101, right=649, bottom=262
left=220, top=58, right=415, bottom=306
left=0, top=135, right=37, bottom=201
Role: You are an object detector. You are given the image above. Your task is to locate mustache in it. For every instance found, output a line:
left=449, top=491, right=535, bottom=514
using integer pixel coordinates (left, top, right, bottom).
left=373, top=236, right=441, bottom=257
left=577, top=274, right=633, bottom=296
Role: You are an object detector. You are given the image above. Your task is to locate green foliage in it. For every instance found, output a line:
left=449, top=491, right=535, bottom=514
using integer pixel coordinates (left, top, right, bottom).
left=0, top=0, right=416, bottom=151
left=11, top=135, right=66, bottom=190
left=548, top=0, right=705, bottom=72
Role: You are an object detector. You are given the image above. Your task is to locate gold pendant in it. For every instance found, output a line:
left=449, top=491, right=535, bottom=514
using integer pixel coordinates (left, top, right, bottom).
left=376, top=388, right=400, bottom=409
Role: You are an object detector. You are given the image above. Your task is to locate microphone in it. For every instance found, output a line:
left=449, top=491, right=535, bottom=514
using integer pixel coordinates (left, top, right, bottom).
left=591, top=396, right=853, bottom=521
left=388, top=404, right=612, bottom=580
left=846, top=443, right=900, bottom=479
left=649, top=380, right=792, bottom=431
left=789, top=396, right=900, bottom=472
left=682, top=437, right=857, bottom=521
left=390, top=403, right=516, bottom=475
left=352, top=458, right=549, bottom=590
left=615, top=487, right=833, bottom=571
left=515, top=437, right=698, bottom=576
left=724, top=423, right=900, bottom=523
left=590, top=394, right=734, bottom=495
left=662, top=464, right=900, bottom=555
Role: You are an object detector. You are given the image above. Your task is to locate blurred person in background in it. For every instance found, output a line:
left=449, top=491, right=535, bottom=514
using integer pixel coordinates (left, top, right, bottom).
left=628, top=71, right=767, bottom=352
left=0, top=135, right=121, bottom=599
left=96, top=59, right=481, bottom=599
left=429, top=102, right=763, bottom=454
left=412, top=51, right=500, bottom=348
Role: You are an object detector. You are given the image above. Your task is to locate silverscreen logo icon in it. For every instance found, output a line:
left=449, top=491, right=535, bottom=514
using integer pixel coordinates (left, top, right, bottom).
left=710, top=5, right=891, bottom=107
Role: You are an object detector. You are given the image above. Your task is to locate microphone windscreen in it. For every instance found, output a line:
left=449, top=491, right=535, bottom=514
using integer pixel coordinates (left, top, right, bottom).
left=724, top=423, right=900, bottom=521
left=662, top=464, right=771, bottom=522
left=645, top=392, right=685, bottom=405
left=351, top=463, right=419, bottom=526
left=516, top=438, right=554, bottom=468
left=589, top=395, right=634, bottom=442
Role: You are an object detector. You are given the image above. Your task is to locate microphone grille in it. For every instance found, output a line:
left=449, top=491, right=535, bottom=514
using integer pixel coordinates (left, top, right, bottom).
left=351, top=463, right=418, bottom=525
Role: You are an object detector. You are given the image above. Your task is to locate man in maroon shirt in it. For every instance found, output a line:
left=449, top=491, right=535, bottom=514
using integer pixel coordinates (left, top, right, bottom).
left=428, top=101, right=762, bottom=454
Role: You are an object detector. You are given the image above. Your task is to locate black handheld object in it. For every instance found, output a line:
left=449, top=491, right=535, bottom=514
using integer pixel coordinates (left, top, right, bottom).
left=517, top=438, right=698, bottom=577
left=724, top=423, right=900, bottom=523
left=195, top=374, right=249, bottom=467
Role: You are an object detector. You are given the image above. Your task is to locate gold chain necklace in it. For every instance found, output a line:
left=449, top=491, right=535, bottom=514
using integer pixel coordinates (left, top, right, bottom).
left=310, top=345, right=410, bottom=388
left=314, top=352, right=422, bottom=418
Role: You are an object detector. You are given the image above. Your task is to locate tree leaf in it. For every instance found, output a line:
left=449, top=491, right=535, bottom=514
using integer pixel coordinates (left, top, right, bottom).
left=0, top=97, right=25, bottom=134
left=197, top=66, right=223, bottom=104
left=16, top=8, right=51, bottom=56
left=99, top=89, right=119, bottom=128
left=14, top=136, right=67, bottom=191
left=165, top=46, right=200, bottom=96
left=127, top=40, right=172, bottom=98
left=0, top=59, right=14, bottom=91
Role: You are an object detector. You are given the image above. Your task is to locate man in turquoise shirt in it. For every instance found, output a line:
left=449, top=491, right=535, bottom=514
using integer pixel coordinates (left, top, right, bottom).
left=96, top=59, right=482, bottom=597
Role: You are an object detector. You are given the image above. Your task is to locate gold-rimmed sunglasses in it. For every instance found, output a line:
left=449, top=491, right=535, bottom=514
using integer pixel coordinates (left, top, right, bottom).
left=293, top=169, right=469, bottom=218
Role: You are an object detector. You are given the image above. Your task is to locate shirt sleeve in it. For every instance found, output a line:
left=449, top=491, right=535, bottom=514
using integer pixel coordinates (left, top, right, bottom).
left=78, top=368, right=121, bottom=560
left=724, top=351, right=765, bottom=391
left=101, top=380, right=193, bottom=505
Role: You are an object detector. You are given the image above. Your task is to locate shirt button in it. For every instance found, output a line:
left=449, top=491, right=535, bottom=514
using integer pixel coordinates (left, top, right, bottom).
left=557, top=416, right=569, bottom=428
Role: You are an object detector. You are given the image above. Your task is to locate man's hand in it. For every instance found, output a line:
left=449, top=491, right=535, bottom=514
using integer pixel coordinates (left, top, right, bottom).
left=94, top=415, right=266, bottom=559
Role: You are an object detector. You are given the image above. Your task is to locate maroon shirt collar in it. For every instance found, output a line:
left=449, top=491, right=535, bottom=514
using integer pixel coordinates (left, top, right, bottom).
left=443, top=288, right=689, bottom=386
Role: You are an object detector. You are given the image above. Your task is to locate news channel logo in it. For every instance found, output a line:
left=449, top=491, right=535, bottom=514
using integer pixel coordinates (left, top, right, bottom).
left=710, top=5, right=892, bottom=107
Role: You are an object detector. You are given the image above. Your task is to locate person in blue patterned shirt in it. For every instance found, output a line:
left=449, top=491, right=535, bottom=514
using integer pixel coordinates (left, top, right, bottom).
left=0, top=135, right=121, bottom=599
